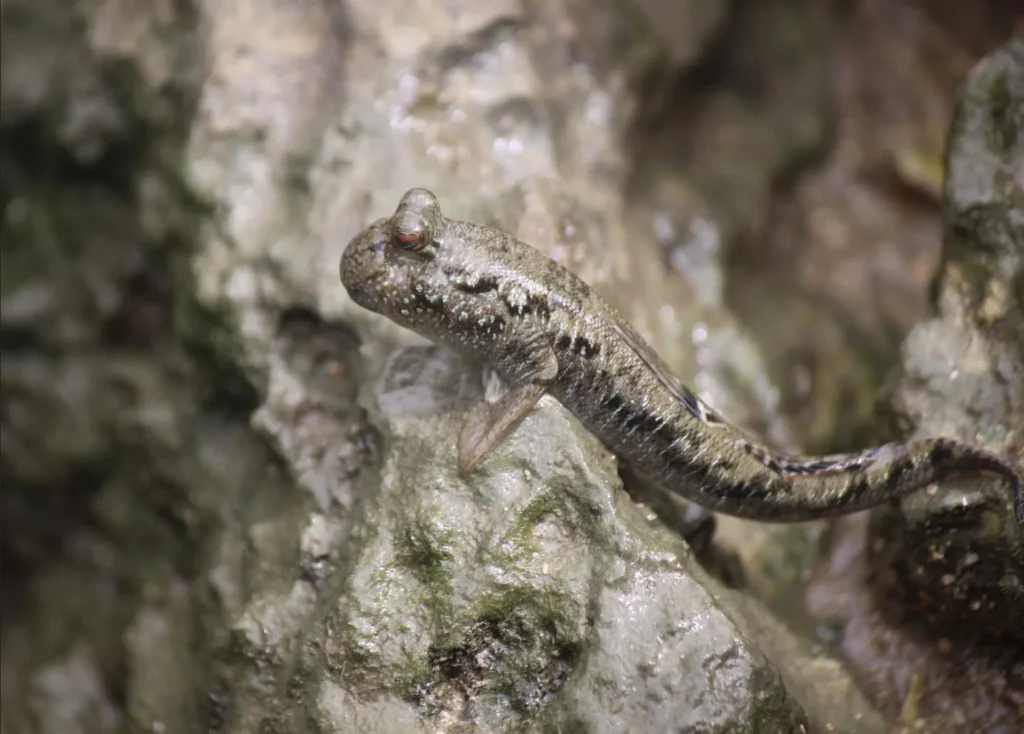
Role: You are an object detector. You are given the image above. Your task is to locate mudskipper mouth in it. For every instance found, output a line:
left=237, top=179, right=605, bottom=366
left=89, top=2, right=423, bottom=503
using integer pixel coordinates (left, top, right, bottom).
left=345, top=285, right=373, bottom=309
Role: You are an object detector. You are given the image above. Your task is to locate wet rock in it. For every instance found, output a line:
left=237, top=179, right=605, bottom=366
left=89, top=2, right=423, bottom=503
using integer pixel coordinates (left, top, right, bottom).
left=808, top=515, right=1024, bottom=734
left=294, top=346, right=837, bottom=732
left=873, top=38, right=1024, bottom=640
left=1, top=4, right=333, bottom=734
left=807, top=40, right=1024, bottom=734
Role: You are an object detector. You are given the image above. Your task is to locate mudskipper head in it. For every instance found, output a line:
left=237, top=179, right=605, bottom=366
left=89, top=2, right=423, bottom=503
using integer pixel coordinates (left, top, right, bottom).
left=339, top=188, right=445, bottom=330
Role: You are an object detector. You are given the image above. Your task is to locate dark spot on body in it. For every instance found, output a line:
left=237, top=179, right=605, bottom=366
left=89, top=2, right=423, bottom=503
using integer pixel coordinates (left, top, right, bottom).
left=741, top=442, right=787, bottom=474
left=764, top=457, right=785, bottom=474
left=620, top=405, right=665, bottom=435
left=617, top=406, right=638, bottom=430
left=713, top=479, right=774, bottom=504
left=845, top=476, right=873, bottom=503
left=679, top=388, right=704, bottom=420
left=505, top=293, right=551, bottom=320
left=778, top=453, right=879, bottom=476
left=531, top=296, right=551, bottom=320
left=572, top=336, right=599, bottom=358
left=741, top=443, right=771, bottom=461
left=603, top=393, right=623, bottom=411
left=884, top=456, right=913, bottom=490
left=556, top=334, right=572, bottom=350
left=454, top=276, right=499, bottom=294
left=929, top=441, right=954, bottom=467
left=783, top=458, right=835, bottom=475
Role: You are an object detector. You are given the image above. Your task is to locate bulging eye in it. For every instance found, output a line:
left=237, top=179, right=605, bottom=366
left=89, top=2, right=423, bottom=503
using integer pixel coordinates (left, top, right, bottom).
left=396, top=229, right=427, bottom=252
left=391, top=202, right=435, bottom=254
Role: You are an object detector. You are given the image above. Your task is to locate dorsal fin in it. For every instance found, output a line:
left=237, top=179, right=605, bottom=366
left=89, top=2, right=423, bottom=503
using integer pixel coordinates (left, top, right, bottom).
left=610, top=319, right=725, bottom=425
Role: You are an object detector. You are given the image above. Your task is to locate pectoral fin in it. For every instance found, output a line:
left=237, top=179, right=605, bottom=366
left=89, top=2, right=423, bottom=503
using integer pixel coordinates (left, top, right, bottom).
left=458, top=382, right=549, bottom=474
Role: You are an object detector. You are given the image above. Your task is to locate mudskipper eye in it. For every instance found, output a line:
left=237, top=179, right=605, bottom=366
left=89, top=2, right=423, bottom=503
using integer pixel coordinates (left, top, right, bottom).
left=396, top=229, right=427, bottom=252
left=391, top=192, right=438, bottom=254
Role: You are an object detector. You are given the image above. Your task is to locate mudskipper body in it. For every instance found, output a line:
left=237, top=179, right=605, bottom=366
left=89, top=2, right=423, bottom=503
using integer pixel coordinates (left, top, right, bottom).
left=339, top=188, right=1023, bottom=524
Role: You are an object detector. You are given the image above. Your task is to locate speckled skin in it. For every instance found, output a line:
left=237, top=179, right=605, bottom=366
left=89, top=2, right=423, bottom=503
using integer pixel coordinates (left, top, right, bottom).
left=339, top=188, right=1023, bottom=523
